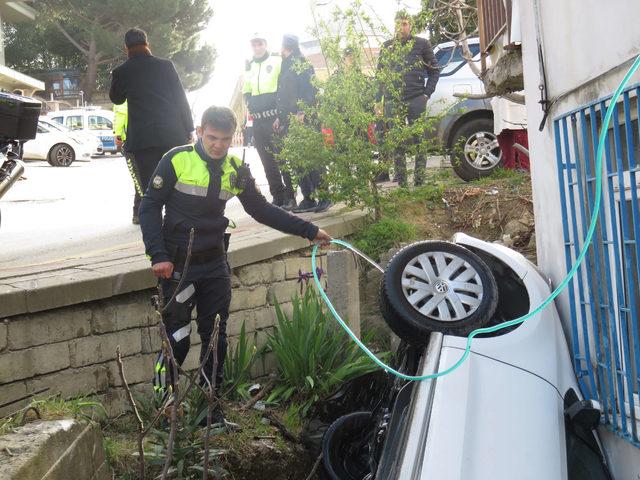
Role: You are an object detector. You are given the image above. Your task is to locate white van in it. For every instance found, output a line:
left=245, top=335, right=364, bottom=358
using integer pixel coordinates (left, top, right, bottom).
left=47, top=108, right=117, bottom=154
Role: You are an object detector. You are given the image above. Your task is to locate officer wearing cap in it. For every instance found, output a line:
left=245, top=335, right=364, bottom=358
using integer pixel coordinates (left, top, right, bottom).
left=242, top=33, right=295, bottom=210
left=139, top=105, right=331, bottom=426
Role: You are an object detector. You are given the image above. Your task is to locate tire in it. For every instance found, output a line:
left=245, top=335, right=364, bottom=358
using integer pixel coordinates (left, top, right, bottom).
left=450, top=117, right=502, bottom=181
left=49, top=144, right=75, bottom=167
left=379, top=279, right=428, bottom=346
left=322, top=411, right=373, bottom=480
left=382, top=241, right=498, bottom=337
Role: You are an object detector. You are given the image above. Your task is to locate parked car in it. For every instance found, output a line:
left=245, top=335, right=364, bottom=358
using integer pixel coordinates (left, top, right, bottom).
left=22, top=120, right=96, bottom=166
left=429, top=38, right=503, bottom=182
left=47, top=107, right=117, bottom=154
left=39, top=118, right=103, bottom=156
left=322, top=235, right=613, bottom=480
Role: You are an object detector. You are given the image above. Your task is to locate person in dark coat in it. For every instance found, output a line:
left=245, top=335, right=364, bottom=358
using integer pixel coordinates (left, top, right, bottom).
left=377, top=10, right=440, bottom=187
left=273, top=34, right=331, bottom=213
left=109, top=28, right=194, bottom=224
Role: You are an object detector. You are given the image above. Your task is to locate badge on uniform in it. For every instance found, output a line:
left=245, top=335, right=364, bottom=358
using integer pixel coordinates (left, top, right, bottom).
left=152, top=175, right=164, bottom=189
left=266, top=65, right=273, bottom=73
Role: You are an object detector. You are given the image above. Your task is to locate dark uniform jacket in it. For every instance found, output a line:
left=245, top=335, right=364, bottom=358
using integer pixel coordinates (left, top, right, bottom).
left=276, top=52, right=317, bottom=126
left=376, top=35, right=440, bottom=102
left=109, top=52, right=194, bottom=152
left=138, top=142, right=319, bottom=265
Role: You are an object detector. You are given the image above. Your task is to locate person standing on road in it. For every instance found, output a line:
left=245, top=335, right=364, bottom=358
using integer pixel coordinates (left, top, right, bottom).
left=377, top=10, right=440, bottom=187
left=138, top=106, right=331, bottom=426
left=273, top=34, right=331, bottom=214
left=242, top=33, right=296, bottom=210
left=109, top=28, right=194, bottom=224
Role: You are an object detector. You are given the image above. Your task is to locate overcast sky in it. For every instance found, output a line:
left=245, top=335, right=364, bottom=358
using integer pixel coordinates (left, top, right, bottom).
left=188, top=0, right=422, bottom=120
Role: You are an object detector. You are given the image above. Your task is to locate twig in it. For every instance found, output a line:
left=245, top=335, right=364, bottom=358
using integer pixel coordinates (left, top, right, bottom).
left=163, top=228, right=195, bottom=313
left=240, top=380, right=275, bottom=412
left=304, top=453, right=323, bottom=480
left=116, top=346, right=145, bottom=480
left=264, top=411, right=300, bottom=444
left=203, top=315, right=221, bottom=480
left=158, top=322, right=180, bottom=480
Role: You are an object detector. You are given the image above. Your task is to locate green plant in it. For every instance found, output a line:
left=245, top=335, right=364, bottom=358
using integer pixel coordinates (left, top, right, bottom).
left=223, top=321, right=258, bottom=400
left=267, top=288, right=385, bottom=415
left=352, top=217, right=417, bottom=261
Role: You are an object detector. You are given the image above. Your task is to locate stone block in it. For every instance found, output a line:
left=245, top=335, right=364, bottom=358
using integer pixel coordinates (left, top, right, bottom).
left=106, top=354, right=155, bottom=387
left=0, top=321, right=7, bottom=352
left=0, top=381, right=28, bottom=418
left=227, top=310, right=255, bottom=337
left=0, top=283, right=27, bottom=318
left=92, top=294, right=154, bottom=334
left=0, top=342, right=70, bottom=384
left=327, top=250, right=361, bottom=337
left=268, top=280, right=301, bottom=305
left=253, top=307, right=277, bottom=330
left=7, top=306, right=92, bottom=350
left=229, top=286, right=267, bottom=312
left=141, top=327, right=162, bottom=354
left=68, top=330, right=141, bottom=368
left=284, top=257, right=314, bottom=280
left=27, top=365, right=110, bottom=400
left=237, top=261, right=285, bottom=286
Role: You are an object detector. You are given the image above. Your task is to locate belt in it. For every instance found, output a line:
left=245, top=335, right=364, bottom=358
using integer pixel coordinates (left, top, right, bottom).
left=252, top=109, right=278, bottom=120
left=174, top=244, right=225, bottom=266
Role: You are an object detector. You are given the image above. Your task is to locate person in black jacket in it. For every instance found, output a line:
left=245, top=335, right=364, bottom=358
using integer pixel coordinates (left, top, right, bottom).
left=377, top=11, right=440, bottom=187
left=110, top=28, right=194, bottom=224
left=273, top=34, right=330, bottom=213
left=139, top=106, right=331, bottom=426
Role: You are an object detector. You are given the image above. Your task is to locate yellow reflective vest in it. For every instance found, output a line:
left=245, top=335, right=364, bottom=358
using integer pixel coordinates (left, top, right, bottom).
left=242, top=52, right=281, bottom=117
left=113, top=101, right=128, bottom=141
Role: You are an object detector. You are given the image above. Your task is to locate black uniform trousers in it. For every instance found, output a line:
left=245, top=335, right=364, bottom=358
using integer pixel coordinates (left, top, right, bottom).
left=158, top=255, right=231, bottom=392
left=131, top=146, right=175, bottom=216
left=252, top=117, right=291, bottom=202
left=384, top=94, right=428, bottom=187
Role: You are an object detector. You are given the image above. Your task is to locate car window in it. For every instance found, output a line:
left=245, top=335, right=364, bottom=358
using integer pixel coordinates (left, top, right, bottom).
left=436, top=43, right=481, bottom=76
left=65, top=115, right=84, bottom=130
left=50, top=116, right=63, bottom=125
left=36, top=125, right=49, bottom=134
left=43, top=121, right=69, bottom=133
left=88, top=115, right=112, bottom=130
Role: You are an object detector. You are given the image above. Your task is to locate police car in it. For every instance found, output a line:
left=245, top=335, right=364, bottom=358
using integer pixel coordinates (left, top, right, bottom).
left=47, top=107, right=117, bottom=154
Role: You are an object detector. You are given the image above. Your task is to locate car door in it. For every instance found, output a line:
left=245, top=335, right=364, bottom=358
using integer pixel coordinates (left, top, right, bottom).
left=22, top=124, right=52, bottom=160
left=88, top=114, right=115, bottom=151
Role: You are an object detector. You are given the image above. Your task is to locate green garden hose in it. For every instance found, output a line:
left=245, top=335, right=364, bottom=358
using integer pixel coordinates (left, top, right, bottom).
left=312, top=54, right=640, bottom=381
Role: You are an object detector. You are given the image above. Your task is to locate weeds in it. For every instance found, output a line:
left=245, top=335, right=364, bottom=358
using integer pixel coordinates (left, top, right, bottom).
left=223, top=321, right=258, bottom=401
left=352, top=217, right=418, bottom=261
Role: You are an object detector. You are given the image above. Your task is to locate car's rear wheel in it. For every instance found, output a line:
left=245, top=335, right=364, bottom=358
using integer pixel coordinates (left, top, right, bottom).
left=322, top=411, right=373, bottom=480
left=451, top=118, right=502, bottom=181
left=49, top=144, right=75, bottom=167
left=382, top=241, right=498, bottom=337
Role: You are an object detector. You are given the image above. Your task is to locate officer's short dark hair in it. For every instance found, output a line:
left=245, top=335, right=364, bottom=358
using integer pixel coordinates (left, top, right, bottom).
left=125, top=28, right=148, bottom=48
left=201, top=106, right=237, bottom=133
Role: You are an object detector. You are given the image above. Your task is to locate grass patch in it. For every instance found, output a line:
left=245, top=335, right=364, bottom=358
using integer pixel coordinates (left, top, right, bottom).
left=352, top=217, right=418, bottom=261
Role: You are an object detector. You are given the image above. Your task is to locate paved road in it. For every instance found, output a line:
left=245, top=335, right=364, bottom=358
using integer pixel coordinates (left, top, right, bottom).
left=0, top=147, right=276, bottom=270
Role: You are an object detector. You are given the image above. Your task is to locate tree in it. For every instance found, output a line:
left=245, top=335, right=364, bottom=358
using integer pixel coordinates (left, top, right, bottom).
left=6, top=0, right=216, bottom=101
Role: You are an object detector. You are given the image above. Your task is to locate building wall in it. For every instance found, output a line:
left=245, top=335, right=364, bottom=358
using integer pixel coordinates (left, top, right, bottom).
left=518, top=0, right=640, bottom=476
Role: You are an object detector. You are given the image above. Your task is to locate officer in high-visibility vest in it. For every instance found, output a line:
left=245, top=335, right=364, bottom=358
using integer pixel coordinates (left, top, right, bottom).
left=139, top=106, right=331, bottom=426
left=113, top=101, right=145, bottom=224
left=242, top=33, right=296, bottom=210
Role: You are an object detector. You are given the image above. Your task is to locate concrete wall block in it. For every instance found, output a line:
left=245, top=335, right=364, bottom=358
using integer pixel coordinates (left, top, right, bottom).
left=0, top=341, right=70, bottom=384
left=227, top=310, right=255, bottom=337
left=0, top=381, right=28, bottom=418
left=284, top=256, right=314, bottom=280
left=268, top=280, right=302, bottom=305
left=69, top=330, right=142, bottom=368
left=229, top=285, right=267, bottom=312
left=106, top=353, right=155, bottom=387
left=188, top=320, right=203, bottom=347
left=253, top=306, right=277, bottom=330
left=92, top=294, right=154, bottom=334
left=327, top=250, right=361, bottom=337
left=0, top=321, right=7, bottom=352
left=7, top=306, right=92, bottom=350
left=27, top=365, right=110, bottom=400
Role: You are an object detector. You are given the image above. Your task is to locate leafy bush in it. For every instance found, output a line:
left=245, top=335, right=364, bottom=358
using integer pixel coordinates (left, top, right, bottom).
left=352, top=217, right=417, bottom=261
left=267, top=288, right=384, bottom=415
left=223, top=321, right=258, bottom=400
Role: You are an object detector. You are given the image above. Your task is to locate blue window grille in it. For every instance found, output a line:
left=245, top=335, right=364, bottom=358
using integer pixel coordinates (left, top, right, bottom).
left=555, top=82, right=640, bottom=447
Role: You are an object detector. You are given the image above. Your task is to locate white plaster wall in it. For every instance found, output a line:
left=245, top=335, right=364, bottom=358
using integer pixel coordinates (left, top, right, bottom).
left=518, top=0, right=640, bottom=476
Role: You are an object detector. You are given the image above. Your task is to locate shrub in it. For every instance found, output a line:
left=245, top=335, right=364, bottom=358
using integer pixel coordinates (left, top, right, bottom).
left=223, top=321, right=258, bottom=401
left=352, top=217, right=417, bottom=261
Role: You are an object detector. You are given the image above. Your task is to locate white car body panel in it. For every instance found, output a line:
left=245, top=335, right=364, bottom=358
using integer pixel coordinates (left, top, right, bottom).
left=393, top=234, right=580, bottom=480
left=39, top=118, right=102, bottom=156
left=22, top=122, right=93, bottom=161
left=46, top=109, right=116, bottom=153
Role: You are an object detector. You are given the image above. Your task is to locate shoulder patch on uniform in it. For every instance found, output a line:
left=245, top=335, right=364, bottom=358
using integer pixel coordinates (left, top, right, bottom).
left=152, top=175, right=164, bottom=189
left=162, top=144, right=194, bottom=161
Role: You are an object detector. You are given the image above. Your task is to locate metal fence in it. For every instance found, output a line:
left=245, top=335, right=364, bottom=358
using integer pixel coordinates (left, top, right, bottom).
left=554, top=83, right=640, bottom=447
left=478, top=0, right=511, bottom=54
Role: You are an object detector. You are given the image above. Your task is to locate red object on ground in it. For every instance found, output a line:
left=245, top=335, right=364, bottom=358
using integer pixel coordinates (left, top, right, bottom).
left=497, top=129, right=530, bottom=171
left=322, top=128, right=335, bottom=146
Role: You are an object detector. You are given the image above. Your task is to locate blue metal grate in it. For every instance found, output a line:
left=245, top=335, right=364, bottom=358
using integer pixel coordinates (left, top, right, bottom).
left=555, top=83, right=640, bottom=446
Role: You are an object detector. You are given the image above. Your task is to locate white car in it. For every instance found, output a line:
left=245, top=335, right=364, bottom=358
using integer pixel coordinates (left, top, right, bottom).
left=22, top=120, right=96, bottom=167
left=47, top=108, right=117, bottom=154
left=321, top=235, right=613, bottom=480
left=39, top=118, right=103, bottom=156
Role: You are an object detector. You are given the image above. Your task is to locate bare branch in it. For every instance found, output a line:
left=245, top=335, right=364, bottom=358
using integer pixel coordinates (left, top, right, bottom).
left=202, top=315, right=221, bottom=480
left=157, top=321, right=180, bottom=480
left=54, top=21, right=89, bottom=56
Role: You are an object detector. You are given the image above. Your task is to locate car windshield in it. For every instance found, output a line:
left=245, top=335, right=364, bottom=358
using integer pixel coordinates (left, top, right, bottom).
left=42, top=121, right=70, bottom=133
left=435, top=43, right=480, bottom=76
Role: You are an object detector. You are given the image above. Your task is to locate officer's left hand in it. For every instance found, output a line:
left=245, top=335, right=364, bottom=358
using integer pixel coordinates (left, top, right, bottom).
left=314, top=229, right=332, bottom=247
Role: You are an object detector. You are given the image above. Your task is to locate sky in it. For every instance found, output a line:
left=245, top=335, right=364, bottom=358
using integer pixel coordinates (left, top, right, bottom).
left=188, top=0, right=422, bottom=120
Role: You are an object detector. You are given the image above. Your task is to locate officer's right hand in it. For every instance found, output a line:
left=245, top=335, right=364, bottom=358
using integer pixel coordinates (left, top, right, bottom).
left=152, top=262, right=174, bottom=279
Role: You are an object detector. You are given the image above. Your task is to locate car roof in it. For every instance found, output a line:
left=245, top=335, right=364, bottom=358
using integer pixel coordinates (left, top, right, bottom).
left=436, top=37, right=480, bottom=49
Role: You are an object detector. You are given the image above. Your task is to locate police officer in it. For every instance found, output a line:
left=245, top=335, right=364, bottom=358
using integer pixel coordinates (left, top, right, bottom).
left=242, top=33, right=296, bottom=210
left=139, top=106, right=331, bottom=426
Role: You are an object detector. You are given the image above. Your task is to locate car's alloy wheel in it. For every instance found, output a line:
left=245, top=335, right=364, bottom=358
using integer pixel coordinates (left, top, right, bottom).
left=49, top=144, right=75, bottom=167
left=381, top=241, right=498, bottom=339
left=451, top=117, right=503, bottom=181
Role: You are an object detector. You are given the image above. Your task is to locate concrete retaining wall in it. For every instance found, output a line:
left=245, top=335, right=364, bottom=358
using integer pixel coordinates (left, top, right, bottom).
left=0, top=212, right=366, bottom=417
